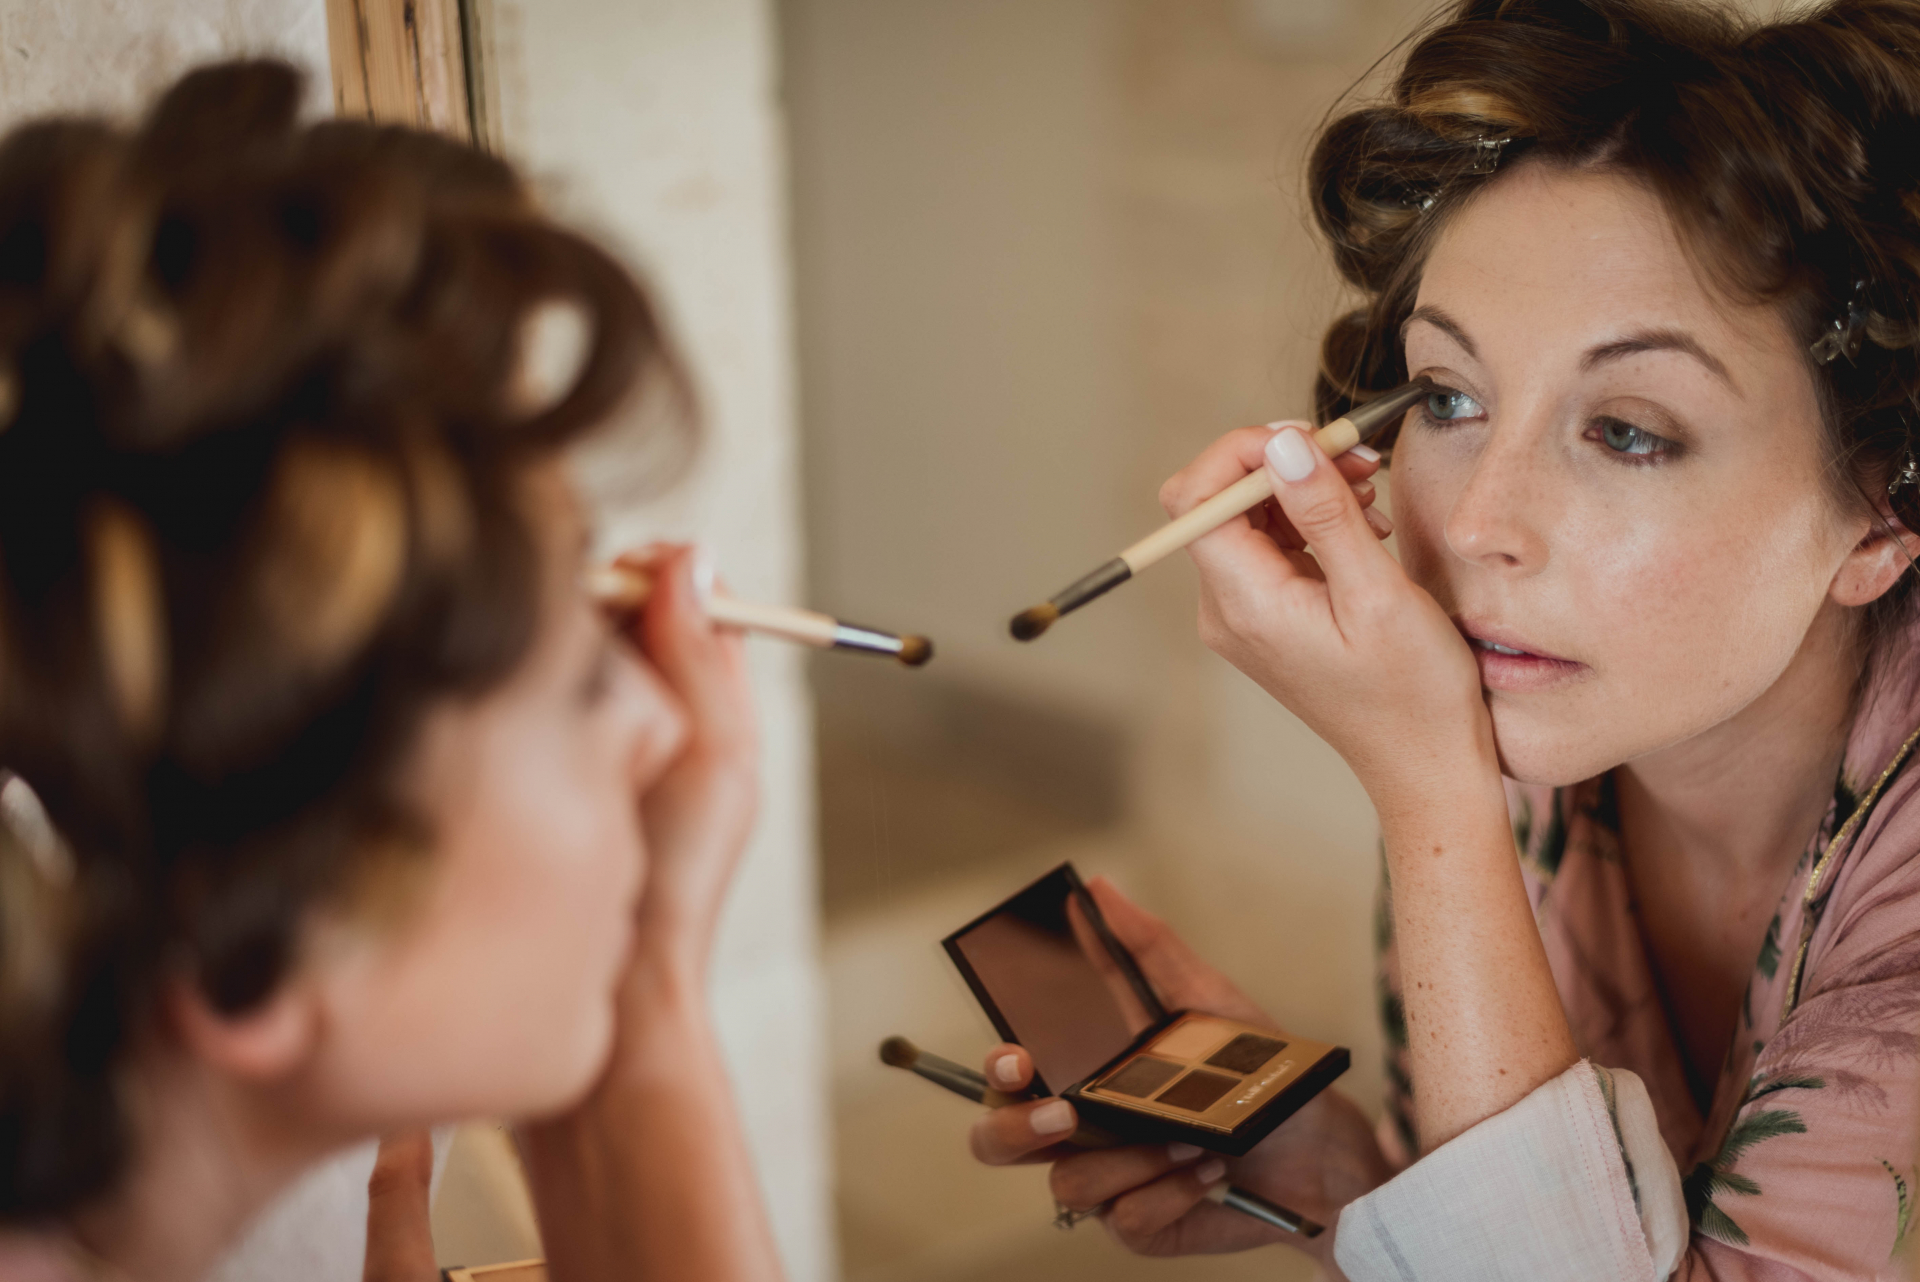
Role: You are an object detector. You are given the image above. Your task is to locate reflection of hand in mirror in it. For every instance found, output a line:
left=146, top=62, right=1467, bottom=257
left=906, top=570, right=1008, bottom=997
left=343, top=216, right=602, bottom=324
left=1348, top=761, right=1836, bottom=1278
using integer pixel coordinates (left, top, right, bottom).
left=969, top=878, right=1390, bottom=1263
left=1064, top=884, right=1158, bottom=1034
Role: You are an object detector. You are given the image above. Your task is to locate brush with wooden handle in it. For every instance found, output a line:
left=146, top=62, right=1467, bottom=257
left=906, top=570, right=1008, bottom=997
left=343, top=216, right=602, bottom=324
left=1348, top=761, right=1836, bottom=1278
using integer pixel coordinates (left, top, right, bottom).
left=1009, top=379, right=1432, bottom=641
left=879, top=1035, right=1323, bottom=1237
left=589, top=563, right=933, bottom=666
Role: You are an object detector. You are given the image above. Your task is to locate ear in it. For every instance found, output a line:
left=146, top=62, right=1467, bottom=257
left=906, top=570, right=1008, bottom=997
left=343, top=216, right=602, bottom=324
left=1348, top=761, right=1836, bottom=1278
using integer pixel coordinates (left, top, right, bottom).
left=162, top=969, right=322, bottom=1083
left=1831, top=508, right=1920, bottom=608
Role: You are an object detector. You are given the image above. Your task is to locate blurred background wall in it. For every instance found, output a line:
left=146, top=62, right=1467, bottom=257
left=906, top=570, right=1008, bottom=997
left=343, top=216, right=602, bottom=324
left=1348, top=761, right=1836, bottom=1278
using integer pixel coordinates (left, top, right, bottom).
left=782, top=1, right=1435, bottom=1278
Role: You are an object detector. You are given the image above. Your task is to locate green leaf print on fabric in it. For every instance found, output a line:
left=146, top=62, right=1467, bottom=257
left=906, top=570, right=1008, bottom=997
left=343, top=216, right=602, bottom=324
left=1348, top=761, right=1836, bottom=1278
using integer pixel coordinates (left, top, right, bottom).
left=1883, top=1160, right=1913, bottom=1256
left=1533, top=794, right=1569, bottom=878
left=1683, top=1108, right=1810, bottom=1246
left=1757, top=913, right=1783, bottom=981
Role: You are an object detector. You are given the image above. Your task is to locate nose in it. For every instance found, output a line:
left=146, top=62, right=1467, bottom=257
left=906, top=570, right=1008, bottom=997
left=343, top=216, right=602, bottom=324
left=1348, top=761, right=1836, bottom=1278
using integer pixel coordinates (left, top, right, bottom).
left=1442, top=421, right=1550, bottom=574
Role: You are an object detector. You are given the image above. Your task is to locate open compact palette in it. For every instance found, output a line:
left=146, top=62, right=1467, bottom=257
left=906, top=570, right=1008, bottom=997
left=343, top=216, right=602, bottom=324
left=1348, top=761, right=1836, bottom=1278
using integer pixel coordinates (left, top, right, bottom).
left=943, top=863, right=1348, bottom=1156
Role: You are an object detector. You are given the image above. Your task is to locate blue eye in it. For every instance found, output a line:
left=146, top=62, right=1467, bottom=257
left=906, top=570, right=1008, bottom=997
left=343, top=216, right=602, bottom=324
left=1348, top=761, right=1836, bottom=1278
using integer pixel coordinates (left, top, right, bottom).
left=1594, top=417, right=1671, bottom=459
left=1424, top=388, right=1485, bottom=422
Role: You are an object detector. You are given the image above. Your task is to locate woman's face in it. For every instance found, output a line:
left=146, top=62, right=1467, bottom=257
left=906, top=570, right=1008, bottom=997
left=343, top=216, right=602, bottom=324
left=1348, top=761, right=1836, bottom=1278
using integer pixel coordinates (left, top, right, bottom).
left=1393, top=162, right=1872, bottom=786
left=292, top=464, right=687, bottom=1127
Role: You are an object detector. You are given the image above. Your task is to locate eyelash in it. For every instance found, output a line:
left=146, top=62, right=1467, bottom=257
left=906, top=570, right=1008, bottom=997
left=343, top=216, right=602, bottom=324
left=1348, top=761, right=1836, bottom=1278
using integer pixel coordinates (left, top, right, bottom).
left=1415, top=385, right=1680, bottom=466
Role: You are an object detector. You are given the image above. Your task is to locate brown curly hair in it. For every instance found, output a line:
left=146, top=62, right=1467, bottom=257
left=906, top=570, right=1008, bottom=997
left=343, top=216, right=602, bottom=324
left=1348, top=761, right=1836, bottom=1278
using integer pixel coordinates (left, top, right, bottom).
left=1310, top=0, right=1920, bottom=573
left=0, top=61, right=680, bottom=1217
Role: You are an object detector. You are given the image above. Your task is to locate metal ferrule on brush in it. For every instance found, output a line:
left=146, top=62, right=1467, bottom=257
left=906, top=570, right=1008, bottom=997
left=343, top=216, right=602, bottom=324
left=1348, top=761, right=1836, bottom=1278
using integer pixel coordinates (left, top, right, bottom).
left=832, top=622, right=911, bottom=659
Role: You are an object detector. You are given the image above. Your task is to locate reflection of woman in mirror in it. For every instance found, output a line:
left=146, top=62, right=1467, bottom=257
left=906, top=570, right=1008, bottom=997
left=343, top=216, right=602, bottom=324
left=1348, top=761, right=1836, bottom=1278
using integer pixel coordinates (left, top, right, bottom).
left=0, top=63, right=779, bottom=1282
left=976, top=0, right=1920, bottom=1274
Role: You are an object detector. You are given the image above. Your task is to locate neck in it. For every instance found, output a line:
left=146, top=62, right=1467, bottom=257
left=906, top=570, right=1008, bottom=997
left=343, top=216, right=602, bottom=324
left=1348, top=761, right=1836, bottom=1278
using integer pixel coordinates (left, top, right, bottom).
left=1620, top=601, right=1860, bottom=879
left=52, top=1041, right=337, bottom=1282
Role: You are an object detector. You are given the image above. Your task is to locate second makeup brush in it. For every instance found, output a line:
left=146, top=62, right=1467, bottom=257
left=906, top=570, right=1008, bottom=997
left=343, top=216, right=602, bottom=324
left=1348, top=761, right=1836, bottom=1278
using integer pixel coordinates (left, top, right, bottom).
left=1009, top=379, right=1432, bottom=641
left=589, top=563, right=933, bottom=666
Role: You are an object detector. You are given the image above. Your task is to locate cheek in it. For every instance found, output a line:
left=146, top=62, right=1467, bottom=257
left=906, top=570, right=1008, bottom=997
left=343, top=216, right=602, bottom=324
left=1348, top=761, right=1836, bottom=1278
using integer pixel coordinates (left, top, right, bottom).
left=1502, top=485, right=1840, bottom=779
left=312, top=717, right=644, bottom=1124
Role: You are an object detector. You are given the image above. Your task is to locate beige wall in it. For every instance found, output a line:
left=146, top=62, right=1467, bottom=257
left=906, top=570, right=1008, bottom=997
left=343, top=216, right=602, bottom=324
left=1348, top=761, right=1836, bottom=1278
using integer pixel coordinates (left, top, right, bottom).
left=483, top=2, right=832, bottom=1278
left=0, top=0, right=332, bottom=125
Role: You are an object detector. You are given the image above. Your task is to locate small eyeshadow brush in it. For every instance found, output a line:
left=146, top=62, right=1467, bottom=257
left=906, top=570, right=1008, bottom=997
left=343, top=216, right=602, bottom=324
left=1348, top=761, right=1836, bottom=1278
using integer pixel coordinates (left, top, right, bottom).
left=589, top=563, right=933, bottom=666
left=879, top=1036, right=1322, bottom=1238
left=1008, top=379, right=1433, bottom=641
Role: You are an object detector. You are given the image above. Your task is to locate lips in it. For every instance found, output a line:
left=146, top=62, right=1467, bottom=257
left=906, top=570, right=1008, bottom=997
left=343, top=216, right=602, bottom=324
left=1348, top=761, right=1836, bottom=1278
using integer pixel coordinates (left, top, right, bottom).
left=1453, top=618, right=1587, bottom=693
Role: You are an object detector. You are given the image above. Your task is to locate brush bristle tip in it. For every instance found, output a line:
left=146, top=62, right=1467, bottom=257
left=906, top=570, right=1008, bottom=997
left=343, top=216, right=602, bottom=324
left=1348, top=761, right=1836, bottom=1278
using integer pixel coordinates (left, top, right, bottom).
left=1009, top=603, right=1059, bottom=641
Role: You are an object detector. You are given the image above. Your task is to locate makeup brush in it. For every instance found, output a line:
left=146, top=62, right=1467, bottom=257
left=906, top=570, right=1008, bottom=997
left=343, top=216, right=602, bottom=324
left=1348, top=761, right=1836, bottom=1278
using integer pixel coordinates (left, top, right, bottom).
left=588, top=564, right=933, bottom=666
left=1009, top=379, right=1434, bottom=641
left=878, top=1036, right=1322, bottom=1238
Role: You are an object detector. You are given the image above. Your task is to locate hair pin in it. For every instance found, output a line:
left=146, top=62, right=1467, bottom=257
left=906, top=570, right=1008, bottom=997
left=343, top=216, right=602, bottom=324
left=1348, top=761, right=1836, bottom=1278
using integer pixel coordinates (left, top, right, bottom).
left=1811, top=279, right=1870, bottom=365
left=1892, top=443, right=1917, bottom=495
left=1465, top=135, right=1512, bottom=176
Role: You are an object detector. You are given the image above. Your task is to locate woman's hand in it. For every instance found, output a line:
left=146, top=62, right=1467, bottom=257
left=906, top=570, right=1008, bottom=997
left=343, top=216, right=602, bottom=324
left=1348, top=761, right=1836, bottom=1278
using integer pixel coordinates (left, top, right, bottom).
left=517, top=544, right=783, bottom=1282
left=362, top=1131, right=439, bottom=1282
left=1161, top=423, right=1489, bottom=801
left=1166, top=429, right=1576, bottom=1152
left=613, top=544, right=760, bottom=986
left=966, top=878, right=1392, bottom=1261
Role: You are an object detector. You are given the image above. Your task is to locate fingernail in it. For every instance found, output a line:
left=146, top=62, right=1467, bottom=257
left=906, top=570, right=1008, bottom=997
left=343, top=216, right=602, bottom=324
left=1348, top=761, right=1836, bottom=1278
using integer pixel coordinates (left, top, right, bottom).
left=1167, top=1143, right=1203, bottom=1163
left=992, top=1054, right=1024, bottom=1086
left=1349, top=444, right=1382, bottom=464
left=1031, top=1100, right=1075, bottom=1136
left=1365, top=507, right=1394, bottom=538
left=690, top=546, right=716, bottom=604
left=1194, top=1158, right=1227, bottom=1186
left=1266, top=427, right=1316, bottom=483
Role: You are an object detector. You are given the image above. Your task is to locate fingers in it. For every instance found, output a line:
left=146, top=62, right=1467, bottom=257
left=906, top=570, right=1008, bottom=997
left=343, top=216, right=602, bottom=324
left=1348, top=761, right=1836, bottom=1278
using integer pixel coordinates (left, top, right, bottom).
left=983, top=1043, right=1034, bottom=1092
left=969, top=1094, right=1080, bottom=1166
left=363, top=1131, right=438, bottom=1282
left=1159, top=424, right=1379, bottom=521
left=1082, top=877, right=1274, bottom=1027
left=629, top=547, right=757, bottom=768
left=1102, top=1158, right=1235, bottom=1251
left=1262, top=425, right=1401, bottom=593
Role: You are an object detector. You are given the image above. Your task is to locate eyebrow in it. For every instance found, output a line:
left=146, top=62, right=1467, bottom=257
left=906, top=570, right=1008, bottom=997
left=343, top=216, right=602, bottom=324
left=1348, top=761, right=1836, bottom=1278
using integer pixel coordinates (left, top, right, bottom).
left=1402, top=304, right=1737, bottom=392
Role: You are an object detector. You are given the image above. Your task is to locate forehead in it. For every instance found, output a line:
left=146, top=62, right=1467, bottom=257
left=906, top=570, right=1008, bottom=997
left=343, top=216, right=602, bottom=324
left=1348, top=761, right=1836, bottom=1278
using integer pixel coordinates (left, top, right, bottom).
left=1414, top=162, right=1796, bottom=369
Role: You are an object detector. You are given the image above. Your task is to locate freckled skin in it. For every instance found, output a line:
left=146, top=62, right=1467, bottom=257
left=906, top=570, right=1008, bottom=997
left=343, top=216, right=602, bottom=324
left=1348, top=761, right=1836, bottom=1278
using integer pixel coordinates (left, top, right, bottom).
left=1394, top=164, right=1861, bottom=787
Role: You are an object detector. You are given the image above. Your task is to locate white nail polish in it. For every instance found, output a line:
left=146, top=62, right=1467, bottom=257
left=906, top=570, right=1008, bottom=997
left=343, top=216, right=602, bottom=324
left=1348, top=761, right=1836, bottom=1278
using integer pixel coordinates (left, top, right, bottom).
left=992, top=1054, right=1024, bottom=1086
left=690, top=546, right=716, bottom=604
left=1349, top=444, right=1382, bottom=463
left=1167, top=1143, right=1204, bottom=1163
left=1031, top=1100, right=1075, bottom=1136
left=1195, top=1158, right=1227, bottom=1186
left=1266, top=427, right=1316, bottom=483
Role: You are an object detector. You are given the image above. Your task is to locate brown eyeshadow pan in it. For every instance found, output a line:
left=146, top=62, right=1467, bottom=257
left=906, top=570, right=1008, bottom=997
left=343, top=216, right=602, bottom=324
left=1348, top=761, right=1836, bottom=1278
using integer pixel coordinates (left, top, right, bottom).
left=1205, top=1033, right=1286, bottom=1074
left=1101, top=1056, right=1184, bottom=1099
left=1155, top=1069, right=1239, bottom=1113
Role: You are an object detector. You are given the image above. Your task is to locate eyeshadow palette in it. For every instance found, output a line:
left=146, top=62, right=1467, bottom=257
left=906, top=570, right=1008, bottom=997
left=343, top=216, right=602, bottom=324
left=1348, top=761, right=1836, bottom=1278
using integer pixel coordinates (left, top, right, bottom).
left=943, top=863, right=1348, bottom=1156
left=1080, top=1013, right=1342, bottom=1137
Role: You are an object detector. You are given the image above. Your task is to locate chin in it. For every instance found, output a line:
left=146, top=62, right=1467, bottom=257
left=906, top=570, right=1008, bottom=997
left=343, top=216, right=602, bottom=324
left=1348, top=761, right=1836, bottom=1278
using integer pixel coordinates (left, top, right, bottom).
left=1489, top=703, right=1627, bottom=788
left=517, top=1002, right=618, bottom=1120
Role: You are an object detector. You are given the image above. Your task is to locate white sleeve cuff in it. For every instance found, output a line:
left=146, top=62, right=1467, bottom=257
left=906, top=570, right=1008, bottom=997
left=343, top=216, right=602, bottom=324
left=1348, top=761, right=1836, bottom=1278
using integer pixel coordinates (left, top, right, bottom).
left=1334, top=1061, right=1687, bottom=1281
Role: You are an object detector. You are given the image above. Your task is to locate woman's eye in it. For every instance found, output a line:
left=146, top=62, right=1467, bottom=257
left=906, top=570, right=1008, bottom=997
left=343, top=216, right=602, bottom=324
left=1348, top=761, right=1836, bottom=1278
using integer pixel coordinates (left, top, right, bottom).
left=1591, top=417, right=1673, bottom=461
left=1423, top=387, right=1485, bottom=422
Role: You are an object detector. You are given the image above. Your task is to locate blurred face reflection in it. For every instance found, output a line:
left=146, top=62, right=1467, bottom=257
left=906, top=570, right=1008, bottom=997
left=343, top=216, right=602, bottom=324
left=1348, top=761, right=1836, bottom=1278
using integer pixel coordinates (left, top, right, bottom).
left=296, top=465, right=689, bottom=1127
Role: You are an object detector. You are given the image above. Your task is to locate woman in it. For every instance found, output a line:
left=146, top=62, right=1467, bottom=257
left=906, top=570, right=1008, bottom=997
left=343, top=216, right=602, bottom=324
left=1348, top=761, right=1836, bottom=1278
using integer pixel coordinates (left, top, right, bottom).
left=974, top=0, right=1920, bottom=1276
left=0, top=63, right=780, bottom=1281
